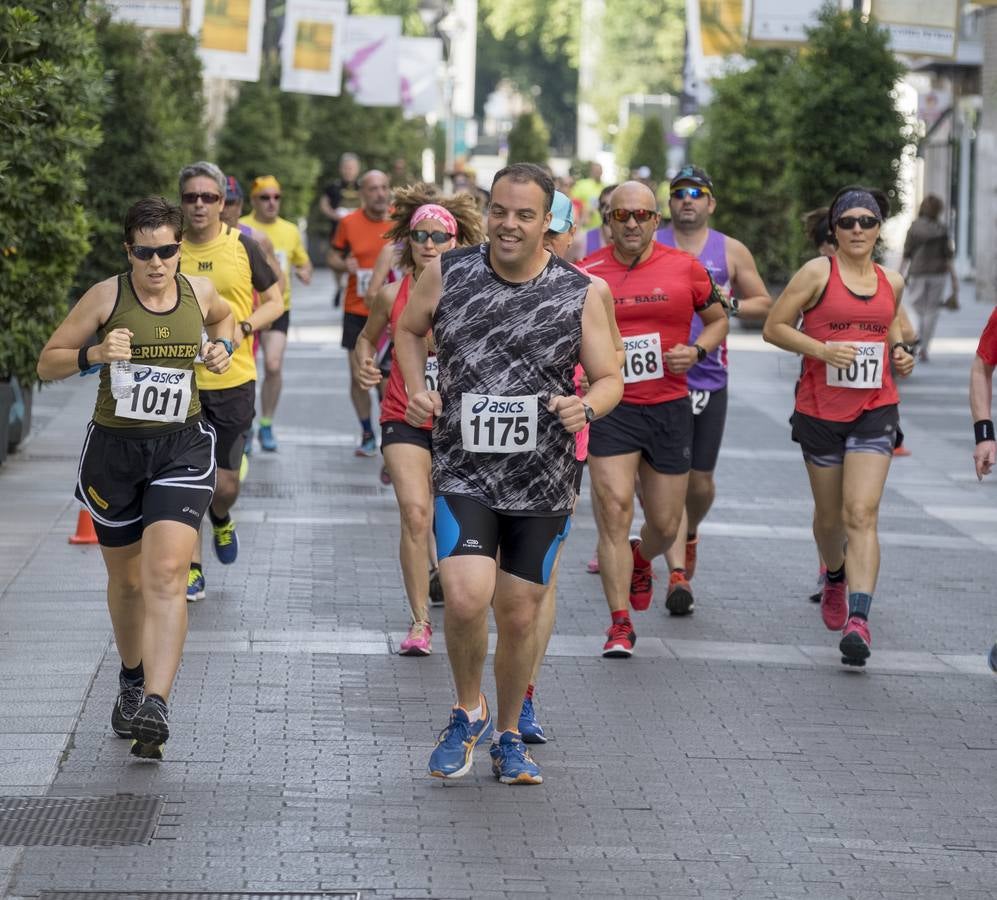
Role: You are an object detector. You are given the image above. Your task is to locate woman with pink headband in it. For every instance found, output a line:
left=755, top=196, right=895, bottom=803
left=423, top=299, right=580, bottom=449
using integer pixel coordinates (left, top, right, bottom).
left=353, top=185, right=484, bottom=655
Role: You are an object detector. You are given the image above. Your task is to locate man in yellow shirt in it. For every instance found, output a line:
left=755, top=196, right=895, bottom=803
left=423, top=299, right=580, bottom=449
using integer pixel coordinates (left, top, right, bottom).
left=240, top=175, right=313, bottom=451
left=178, top=161, right=283, bottom=601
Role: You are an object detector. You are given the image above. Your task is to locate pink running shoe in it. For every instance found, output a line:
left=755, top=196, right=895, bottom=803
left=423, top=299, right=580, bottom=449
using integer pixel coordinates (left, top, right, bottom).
left=586, top=550, right=600, bottom=574
left=399, top=620, right=432, bottom=656
left=820, top=578, right=848, bottom=631
left=840, top=616, right=871, bottom=667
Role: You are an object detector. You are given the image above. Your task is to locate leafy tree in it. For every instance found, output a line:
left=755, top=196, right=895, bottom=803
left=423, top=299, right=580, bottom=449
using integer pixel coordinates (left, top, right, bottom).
left=691, top=48, right=796, bottom=284
left=613, top=117, right=644, bottom=177
left=0, top=2, right=104, bottom=386
left=216, top=61, right=320, bottom=221
left=75, top=17, right=205, bottom=290
left=630, top=117, right=667, bottom=184
left=784, top=4, right=913, bottom=254
left=506, top=111, right=550, bottom=165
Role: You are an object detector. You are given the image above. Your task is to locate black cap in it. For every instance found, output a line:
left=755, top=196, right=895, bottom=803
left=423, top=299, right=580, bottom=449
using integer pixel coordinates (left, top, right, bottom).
left=670, top=164, right=713, bottom=192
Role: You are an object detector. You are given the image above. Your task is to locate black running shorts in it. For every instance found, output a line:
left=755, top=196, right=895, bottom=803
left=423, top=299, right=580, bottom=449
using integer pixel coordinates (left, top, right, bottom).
left=588, top=396, right=693, bottom=475
left=381, top=419, right=432, bottom=453
left=790, top=404, right=899, bottom=467
left=75, top=420, right=216, bottom=547
left=434, top=494, right=570, bottom=585
left=689, top=386, right=728, bottom=473
left=341, top=311, right=367, bottom=350
left=268, top=310, right=290, bottom=334
left=199, top=381, right=256, bottom=470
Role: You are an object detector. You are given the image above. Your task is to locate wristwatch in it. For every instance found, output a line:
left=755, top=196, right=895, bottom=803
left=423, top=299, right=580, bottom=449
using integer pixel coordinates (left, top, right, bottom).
left=583, top=403, right=596, bottom=423
left=216, top=338, right=234, bottom=356
left=891, top=341, right=916, bottom=355
left=239, top=320, right=253, bottom=337
left=694, top=343, right=708, bottom=363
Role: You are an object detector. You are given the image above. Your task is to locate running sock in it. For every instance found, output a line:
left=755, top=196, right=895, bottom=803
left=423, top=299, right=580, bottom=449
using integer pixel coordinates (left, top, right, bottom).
left=464, top=701, right=483, bottom=722
left=687, top=533, right=697, bottom=542
left=525, top=683, right=535, bottom=701
left=208, top=509, right=230, bottom=527
left=259, top=416, right=272, bottom=427
left=492, top=729, right=520, bottom=744
left=611, top=609, right=631, bottom=625
left=825, top=564, right=846, bottom=584
left=121, top=661, right=144, bottom=684
left=360, top=417, right=373, bottom=436
left=848, top=592, right=872, bottom=620
left=671, top=567, right=687, bottom=577
left=190, top=562, right=202, bottom=574
left=633, top=542, right=651, bottom=567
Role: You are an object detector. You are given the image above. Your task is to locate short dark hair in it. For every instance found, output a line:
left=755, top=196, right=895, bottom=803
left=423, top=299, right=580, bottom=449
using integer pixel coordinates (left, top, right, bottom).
left=123, top=196, right=184, bottom=244
left=918, top=194, right=943, bottom=220
left=491, top=163, right=555, bottom=213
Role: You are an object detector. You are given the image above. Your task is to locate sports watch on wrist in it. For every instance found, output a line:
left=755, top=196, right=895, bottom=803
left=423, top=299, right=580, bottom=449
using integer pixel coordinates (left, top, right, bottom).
left=239, top=320, right=253, bottom=337
left=694, top=343, right=708, bottom=363
left=216, top=338, right=234, bottom=356
left=583, top=403, right=596, bottom=424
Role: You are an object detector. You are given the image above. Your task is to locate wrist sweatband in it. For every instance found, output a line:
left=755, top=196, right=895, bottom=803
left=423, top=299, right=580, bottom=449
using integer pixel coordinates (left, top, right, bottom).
left=975, top=420, right=995, bottom=444
left=78, top=345, right=91, bottom=372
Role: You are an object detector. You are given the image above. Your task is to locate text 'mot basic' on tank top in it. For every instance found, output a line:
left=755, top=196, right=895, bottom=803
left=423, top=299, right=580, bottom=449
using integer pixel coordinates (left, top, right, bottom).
left=657, top=226, right=730, bottom=391
left=432, top=244, right=590, bottom=514
left=93, top=273, right=204, bottom=433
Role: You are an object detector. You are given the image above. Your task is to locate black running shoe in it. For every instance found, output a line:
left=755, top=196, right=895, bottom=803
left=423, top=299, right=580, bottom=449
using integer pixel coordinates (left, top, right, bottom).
left=111, top=675, right=144, bottom=739
left=428, top=567, right=445, bottom=606
left=130, top=695, right=169, bottom=759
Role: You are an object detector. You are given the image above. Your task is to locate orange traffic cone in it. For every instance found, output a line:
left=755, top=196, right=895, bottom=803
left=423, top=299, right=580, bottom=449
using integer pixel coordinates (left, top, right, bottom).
left=69, top=508, right=99, bottom=545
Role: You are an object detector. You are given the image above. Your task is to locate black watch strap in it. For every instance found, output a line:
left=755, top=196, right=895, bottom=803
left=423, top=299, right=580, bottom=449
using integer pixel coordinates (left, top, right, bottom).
left=240, top=320, right=253, bottom=336
left=694, top=343, right=707, bottom=363
left=583, top=403, right=596, bottom=423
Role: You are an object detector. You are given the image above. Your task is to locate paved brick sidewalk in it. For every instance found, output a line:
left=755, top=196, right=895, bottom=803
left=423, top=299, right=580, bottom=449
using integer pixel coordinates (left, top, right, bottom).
left=1, top=272, right=994, bottom=899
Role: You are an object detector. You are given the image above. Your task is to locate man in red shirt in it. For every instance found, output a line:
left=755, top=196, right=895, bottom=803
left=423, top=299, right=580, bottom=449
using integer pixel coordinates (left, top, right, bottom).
left=581, top=181, right=728, bottom=657
left=328, top=170, right=391, bottom=455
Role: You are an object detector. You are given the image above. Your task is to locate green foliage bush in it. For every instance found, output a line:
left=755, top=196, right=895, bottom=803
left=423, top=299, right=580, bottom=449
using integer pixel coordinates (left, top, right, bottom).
left=629, top=118, right=667, bottom=184
left=506, top=111, right=550, bottom=165
left=75, top=17, right=205, bottom=291
left=0, top=2, right=104, bottom=386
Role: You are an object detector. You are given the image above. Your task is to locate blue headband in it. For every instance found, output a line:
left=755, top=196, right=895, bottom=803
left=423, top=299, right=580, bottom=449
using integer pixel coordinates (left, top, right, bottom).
left=831, top=190, right=881, bottom=228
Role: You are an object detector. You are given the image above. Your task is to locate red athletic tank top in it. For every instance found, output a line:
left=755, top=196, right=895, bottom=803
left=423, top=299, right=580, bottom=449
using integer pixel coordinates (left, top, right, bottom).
left=380, top=274, right=433, bottom=430
left=795, top=256, right=899, bottom=422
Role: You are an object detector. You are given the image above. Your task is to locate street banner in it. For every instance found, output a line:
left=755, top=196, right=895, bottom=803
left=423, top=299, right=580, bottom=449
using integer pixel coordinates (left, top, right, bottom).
left=280, top=0, right=347, bottom=96
left=748, top=0, right=825, bottom=46
left=106, top=0, right=184, bottom=31
left=687, top=0, right=747, bottom=84
left=398, top=37, right=444, bottom=118
left=343, top=15, right=402, bottom=107
left=188, top=0, right=264, bottom=82
left=871, top=0, right=959, bottom=59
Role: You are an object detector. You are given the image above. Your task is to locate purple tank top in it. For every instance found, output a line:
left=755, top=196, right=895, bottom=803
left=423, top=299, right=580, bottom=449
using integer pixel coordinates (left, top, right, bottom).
left=656, top=226, right=729, bottom=391
left=585, top=227, right=605, bottom=256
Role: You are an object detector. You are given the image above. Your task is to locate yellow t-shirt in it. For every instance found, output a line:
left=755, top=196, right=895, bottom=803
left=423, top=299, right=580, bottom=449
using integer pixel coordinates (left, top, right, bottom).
left=181, top=225, right=278, bottom=390
left=239, top=213, right=309, bottom=310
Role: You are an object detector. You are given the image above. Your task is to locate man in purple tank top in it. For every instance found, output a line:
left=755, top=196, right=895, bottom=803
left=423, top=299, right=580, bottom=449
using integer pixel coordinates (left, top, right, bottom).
left=654, top=164, right=771, bottom=611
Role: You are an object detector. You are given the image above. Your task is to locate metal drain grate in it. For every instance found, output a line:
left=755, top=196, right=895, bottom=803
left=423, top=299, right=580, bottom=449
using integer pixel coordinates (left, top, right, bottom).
left=0, top=795, right=163, bottom=847
left=39, top=894, right=361, bottom=900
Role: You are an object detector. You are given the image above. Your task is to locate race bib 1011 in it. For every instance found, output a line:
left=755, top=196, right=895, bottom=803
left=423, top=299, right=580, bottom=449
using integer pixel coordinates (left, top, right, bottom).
left=460, top=393, right=538, bottom=454
left=114, top=364, right=193, bottom=423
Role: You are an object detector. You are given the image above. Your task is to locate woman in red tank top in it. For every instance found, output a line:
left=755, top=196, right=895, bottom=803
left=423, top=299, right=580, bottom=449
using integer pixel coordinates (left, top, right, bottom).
left=763, top=186, right=916, bottom=667
left=353, top=186, right=485, bottom=656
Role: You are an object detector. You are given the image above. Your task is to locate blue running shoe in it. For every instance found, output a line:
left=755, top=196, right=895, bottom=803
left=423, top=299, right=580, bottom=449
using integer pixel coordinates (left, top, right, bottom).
left=428, top=697, right=493, bottom=779
left=989, top=642, right=997, bottom=673
left=258, top=423, right=277, bottom=452
left=489, top=731, right=543, bottom=785
left=518, top=696, right=547, bottom=744
left=186, top=568, right=205, bottom=602
left=243, top=428, right=253, bottom=457
left=212, top=519, right=239, bottom=565
left=355, top=433, right=378, bottom=457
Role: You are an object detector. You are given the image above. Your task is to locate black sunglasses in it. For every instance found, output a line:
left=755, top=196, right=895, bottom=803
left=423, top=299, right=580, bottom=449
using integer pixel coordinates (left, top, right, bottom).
left=610, top=208, right=656, bottom=224
left=411, top=229, right=454, bottom=245
left=671, top=187, right=711, bottom=200
left=181, top=191, right=222, bottom=205
left=836, top=215, right=880, bottom=230
left=256, top=193, right=281, bottom=201
left=129, top=243, right=181, bottom=261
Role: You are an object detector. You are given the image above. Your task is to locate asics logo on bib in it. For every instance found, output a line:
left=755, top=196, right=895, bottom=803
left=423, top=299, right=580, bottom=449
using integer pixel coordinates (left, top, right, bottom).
left=133, top=367, right=186, bottom=385
left=626, top=337, right=653, bottom=350
left=471, top=398, right=526, bottom=415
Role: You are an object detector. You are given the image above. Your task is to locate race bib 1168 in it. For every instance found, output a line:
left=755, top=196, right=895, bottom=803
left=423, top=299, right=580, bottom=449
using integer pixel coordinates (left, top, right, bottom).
left=622, top=332, right=663, bottom=384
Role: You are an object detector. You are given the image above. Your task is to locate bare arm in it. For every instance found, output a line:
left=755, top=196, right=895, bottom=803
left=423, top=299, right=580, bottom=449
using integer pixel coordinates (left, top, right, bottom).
left=664, top=301, right=730, bottom=375
left=37, top=279, right=126, bottom=381
left=396, top=258, right=443, bottom=426
left=727, top=238, right=771, bottom=321
left=591, top=275, right=624, bottom=366
left=191, top=277, right=234, bottom=375
left=367, top=243, right=399, bottom=302
left=256, top=233, right=287, bottom=298
left=971, top=354, right=996, bottom=479
left=353, top=281, right=399, bottom=389
left=327, top=244, right=355, bottom=274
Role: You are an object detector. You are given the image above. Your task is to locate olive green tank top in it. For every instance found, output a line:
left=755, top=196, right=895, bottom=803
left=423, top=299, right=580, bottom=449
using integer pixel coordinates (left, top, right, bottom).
left=93, top=273, right=204, bottom=433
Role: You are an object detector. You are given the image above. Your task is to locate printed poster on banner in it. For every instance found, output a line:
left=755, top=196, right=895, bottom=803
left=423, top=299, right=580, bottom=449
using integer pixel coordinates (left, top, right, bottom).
left=280, top=0, right=347, bottom=96
left=686, top=0, right=748, bottom=98
left=870, top=0, right=959, bottom=59
left=343, top=16, right=402, bottom=107
left=188, top=0, right=264, bottom=82
left=106, top=0, right=184, bottom=31
left=398, top=37, right=444, bottom=118
left=748, top=0, right=824, bottom=46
